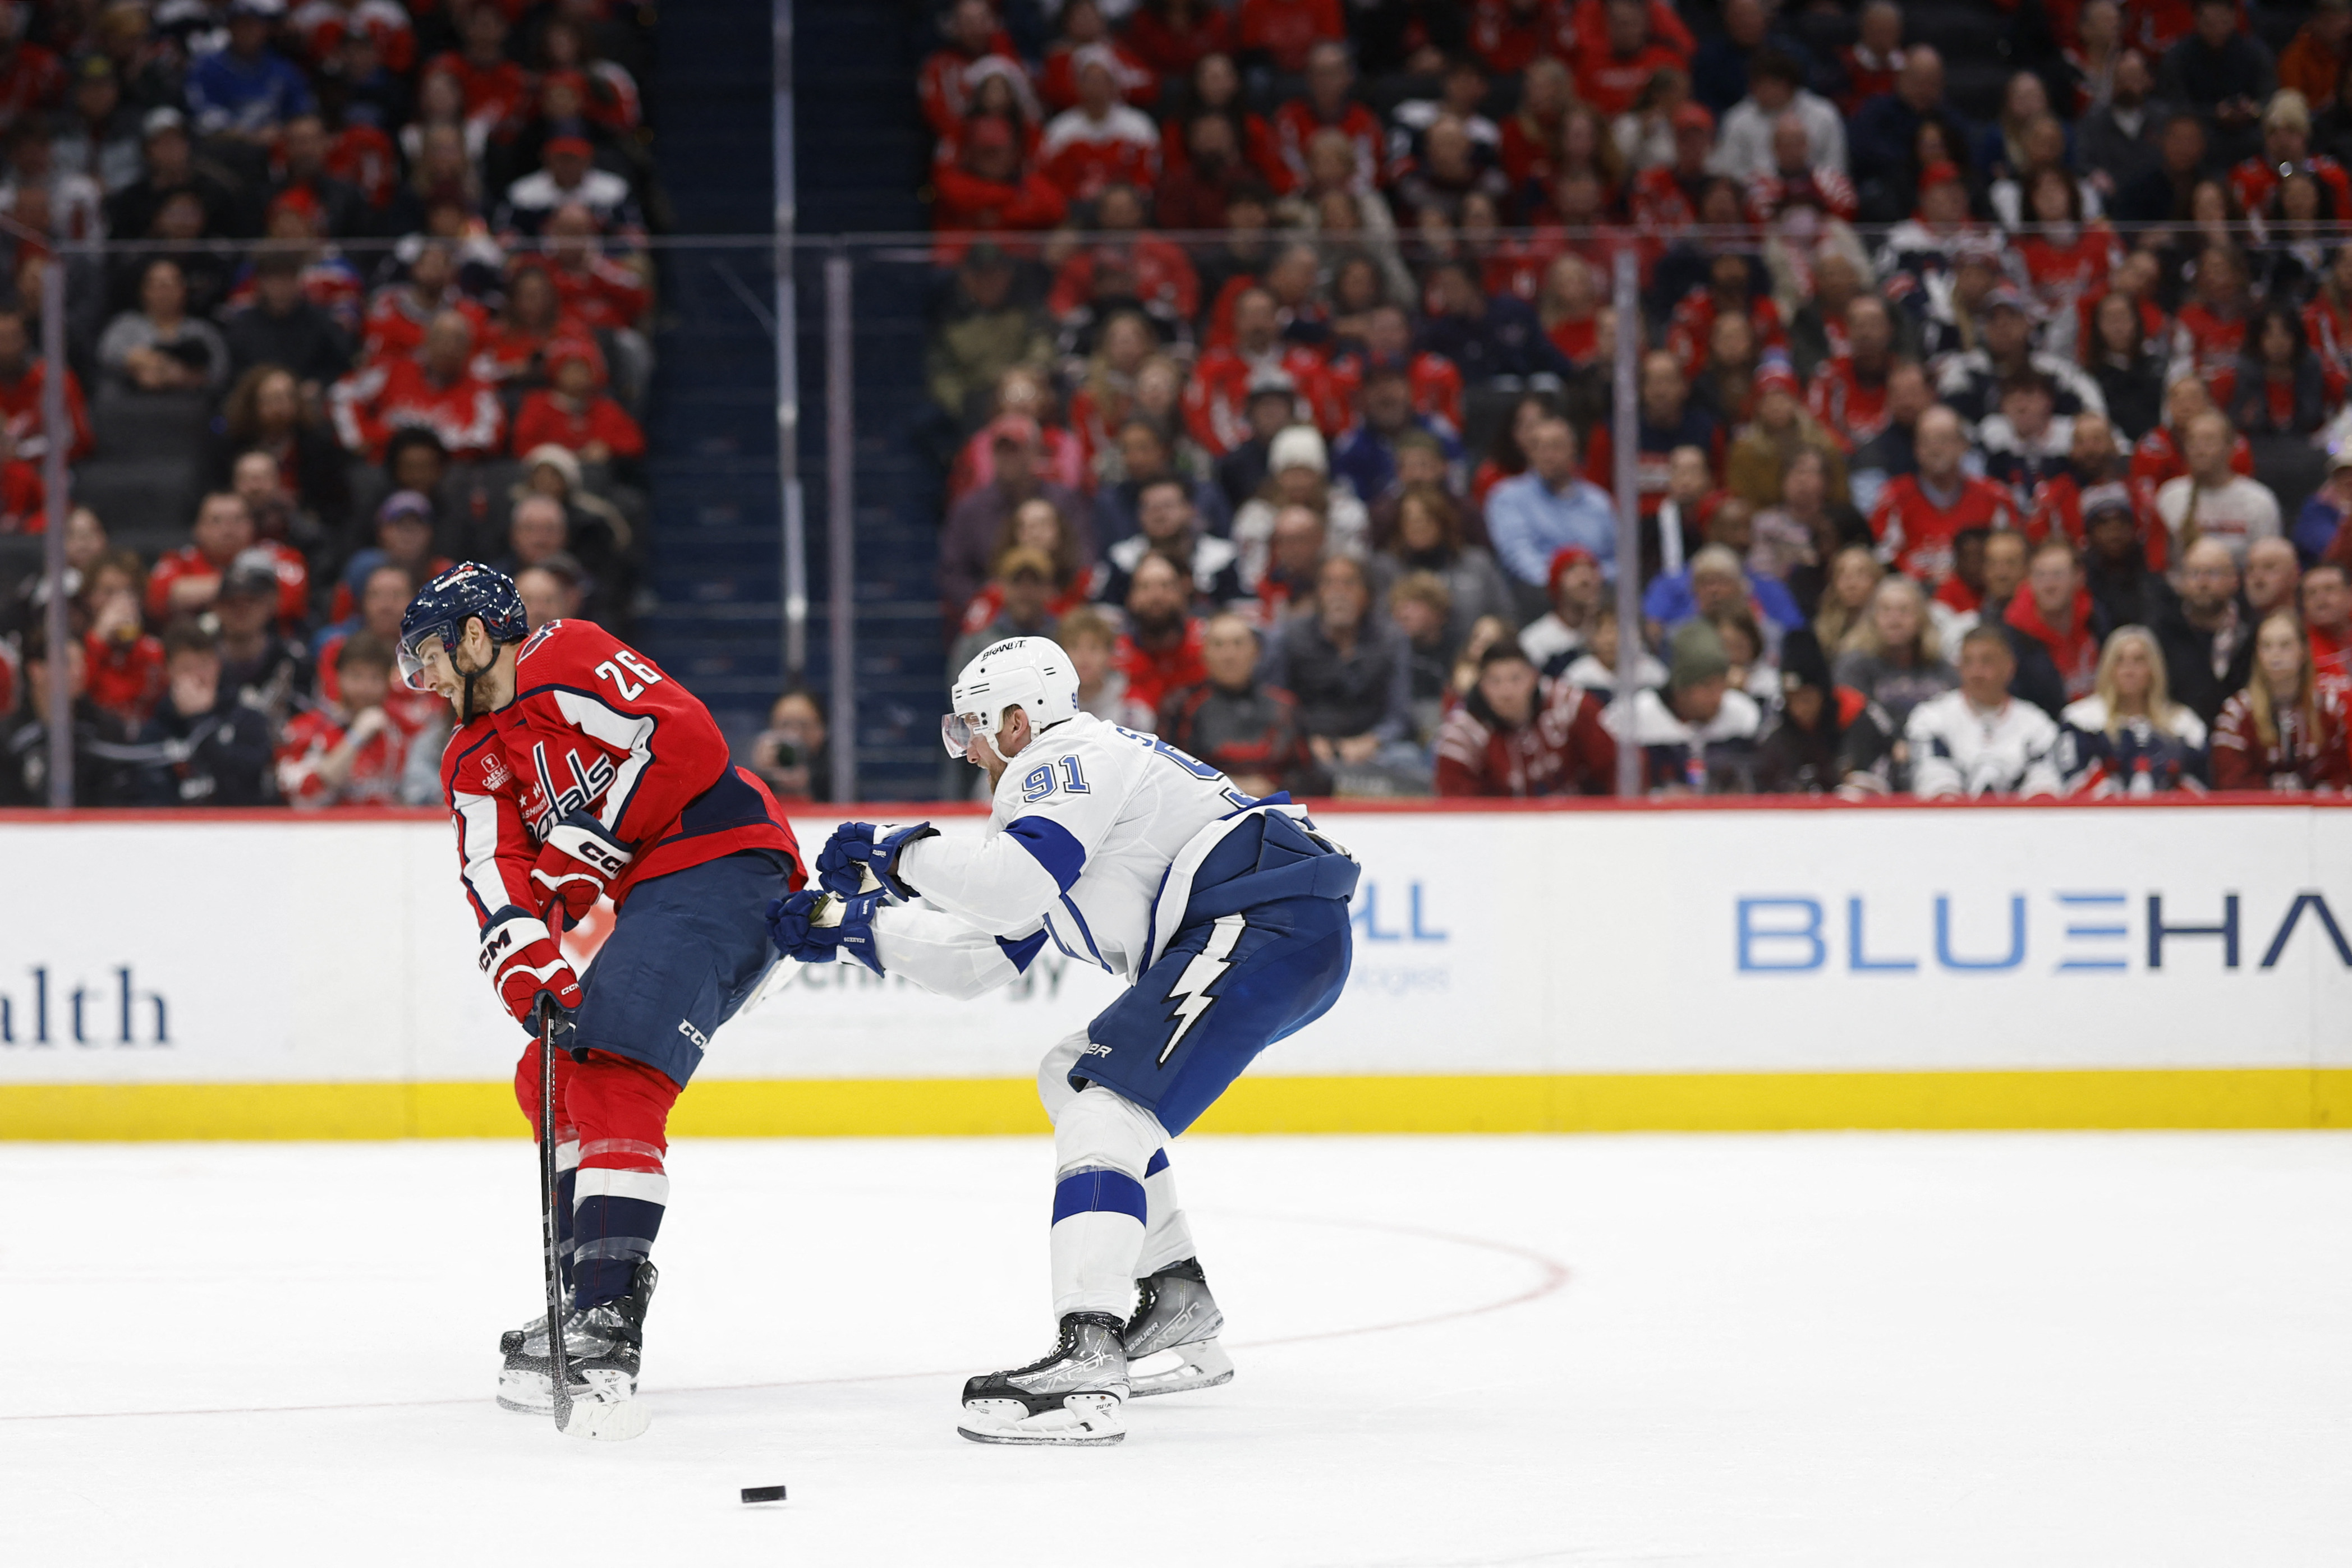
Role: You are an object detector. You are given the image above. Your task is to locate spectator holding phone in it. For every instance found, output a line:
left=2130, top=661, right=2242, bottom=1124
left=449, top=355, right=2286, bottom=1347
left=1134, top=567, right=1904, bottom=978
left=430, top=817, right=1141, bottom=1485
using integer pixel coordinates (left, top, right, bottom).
left=748, top=688, right=831, bottom=803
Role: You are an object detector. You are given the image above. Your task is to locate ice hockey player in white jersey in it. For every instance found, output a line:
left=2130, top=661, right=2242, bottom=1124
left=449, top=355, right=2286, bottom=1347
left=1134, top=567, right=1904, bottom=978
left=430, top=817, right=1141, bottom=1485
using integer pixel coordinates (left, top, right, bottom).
left=1905, top=625, right=2066, bottom=798
left=767, top=636, right=1359, bottom=1446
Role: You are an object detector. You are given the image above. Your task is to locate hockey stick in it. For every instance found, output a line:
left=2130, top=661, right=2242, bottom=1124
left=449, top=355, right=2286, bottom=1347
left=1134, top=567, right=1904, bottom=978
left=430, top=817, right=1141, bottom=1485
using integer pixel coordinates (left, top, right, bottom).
left=536, top=1003, right=573, bottom=1434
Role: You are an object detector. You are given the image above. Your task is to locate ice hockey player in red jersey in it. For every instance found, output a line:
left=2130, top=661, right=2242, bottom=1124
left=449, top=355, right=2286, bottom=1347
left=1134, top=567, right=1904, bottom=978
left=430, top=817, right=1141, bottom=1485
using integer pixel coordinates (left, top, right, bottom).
left=397, top=564, right=803, bottom=1436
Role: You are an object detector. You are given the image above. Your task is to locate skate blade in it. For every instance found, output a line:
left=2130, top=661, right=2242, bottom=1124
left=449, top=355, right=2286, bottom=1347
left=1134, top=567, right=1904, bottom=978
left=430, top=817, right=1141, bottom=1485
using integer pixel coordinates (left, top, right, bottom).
left=559, top=1396, right=651, bottom=1442
left=497, top=1364, right=553, bottom=1414
left=1126, top=1338, right=1234, bottom=1399
left=956, top=1392, right=1126, bottom=1446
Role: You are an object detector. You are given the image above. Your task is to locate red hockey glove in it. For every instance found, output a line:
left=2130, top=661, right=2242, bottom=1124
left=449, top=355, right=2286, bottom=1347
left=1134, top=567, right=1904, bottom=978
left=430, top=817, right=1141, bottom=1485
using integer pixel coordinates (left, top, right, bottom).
left=531, top=811, right=634, bottom=930
left=479, top=905, right=584, bottom=1036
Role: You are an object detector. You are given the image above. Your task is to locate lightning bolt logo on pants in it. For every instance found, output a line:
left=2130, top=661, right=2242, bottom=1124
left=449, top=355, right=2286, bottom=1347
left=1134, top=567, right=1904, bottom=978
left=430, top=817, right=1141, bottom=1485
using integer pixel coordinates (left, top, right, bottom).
left=1159, top=914, right=1247, bottom=1065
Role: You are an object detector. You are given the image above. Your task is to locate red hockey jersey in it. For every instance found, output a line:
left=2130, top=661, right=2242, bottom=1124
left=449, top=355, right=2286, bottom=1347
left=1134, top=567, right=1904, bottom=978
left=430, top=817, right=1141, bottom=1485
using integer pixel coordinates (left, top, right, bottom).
left=0, top=359, right=92, bottom=462
left=331, top=356, right=506, bottom=459
left=509, top=389, right=645, bottom=459
left=1868, top=473, right=2018, bottom=584
left=146, top=539, right=310, bottom=627
left=438, top=619, right=803, bottom=928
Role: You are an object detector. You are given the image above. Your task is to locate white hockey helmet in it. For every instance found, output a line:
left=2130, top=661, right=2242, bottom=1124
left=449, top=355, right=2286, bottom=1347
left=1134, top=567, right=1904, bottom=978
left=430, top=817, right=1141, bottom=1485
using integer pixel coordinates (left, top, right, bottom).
left=943, top=635, right=1081, bottom=760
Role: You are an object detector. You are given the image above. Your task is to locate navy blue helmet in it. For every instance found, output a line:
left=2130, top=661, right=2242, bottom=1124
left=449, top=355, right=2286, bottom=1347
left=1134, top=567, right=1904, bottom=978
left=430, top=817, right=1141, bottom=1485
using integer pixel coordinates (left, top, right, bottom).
left=397, top=562, right=529, bottom=692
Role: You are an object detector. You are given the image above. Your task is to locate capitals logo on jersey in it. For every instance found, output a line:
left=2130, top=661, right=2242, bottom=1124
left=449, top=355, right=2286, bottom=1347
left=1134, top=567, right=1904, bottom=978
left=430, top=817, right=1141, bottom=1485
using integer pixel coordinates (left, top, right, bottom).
left=526, top=740, right=618, bottom=841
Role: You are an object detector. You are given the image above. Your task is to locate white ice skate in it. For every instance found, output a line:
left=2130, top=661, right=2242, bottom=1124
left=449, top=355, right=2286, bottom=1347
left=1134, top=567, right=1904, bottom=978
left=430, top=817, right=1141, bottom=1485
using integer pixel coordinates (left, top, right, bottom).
left=957, top=1312, right=1129, bottom=1446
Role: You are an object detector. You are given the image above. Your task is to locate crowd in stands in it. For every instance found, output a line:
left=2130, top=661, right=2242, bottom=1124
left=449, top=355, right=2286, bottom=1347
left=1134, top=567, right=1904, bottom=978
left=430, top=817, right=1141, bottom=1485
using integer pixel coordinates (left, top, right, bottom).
left=918, top=0, right=2352, bottom=799
left=0, top=0, right=658, bottom=808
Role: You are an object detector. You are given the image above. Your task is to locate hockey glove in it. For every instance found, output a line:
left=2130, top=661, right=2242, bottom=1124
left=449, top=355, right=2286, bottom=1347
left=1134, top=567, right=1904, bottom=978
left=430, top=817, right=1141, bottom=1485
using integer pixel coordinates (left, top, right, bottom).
left=479, top=906, right=584, bottom=1038
left=531, top=811, right=633, bottom=930
left=767, top=889, right=886, bottom=975
left=815, top=820, right=938, bottom=902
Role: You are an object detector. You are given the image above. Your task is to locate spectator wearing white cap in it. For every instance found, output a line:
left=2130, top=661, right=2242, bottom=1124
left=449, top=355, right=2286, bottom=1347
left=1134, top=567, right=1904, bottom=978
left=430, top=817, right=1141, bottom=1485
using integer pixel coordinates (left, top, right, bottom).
left=1229, top=424, right=1367, bottom=590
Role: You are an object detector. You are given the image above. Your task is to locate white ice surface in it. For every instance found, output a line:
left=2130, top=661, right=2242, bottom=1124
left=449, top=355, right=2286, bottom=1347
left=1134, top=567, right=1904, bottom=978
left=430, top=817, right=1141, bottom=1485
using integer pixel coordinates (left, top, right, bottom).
left=3, top=1134, right=2349, bottom=1567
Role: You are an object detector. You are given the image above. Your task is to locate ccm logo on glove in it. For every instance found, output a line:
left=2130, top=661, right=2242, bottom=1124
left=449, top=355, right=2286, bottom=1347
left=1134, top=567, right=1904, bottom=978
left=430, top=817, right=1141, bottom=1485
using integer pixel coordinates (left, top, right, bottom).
left=532, top=811, right=636, bottom=927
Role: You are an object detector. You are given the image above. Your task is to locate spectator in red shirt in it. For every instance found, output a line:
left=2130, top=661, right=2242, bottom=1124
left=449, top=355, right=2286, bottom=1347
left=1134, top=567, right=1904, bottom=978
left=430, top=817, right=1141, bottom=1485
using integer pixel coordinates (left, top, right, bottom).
left=2215, top=301, right=2345, bottom=438
left=1667, top=252, right=1787, bottom=376
left=1237, top=0, right=1344, bottom=77
left=1574, top=0, right=1689, bottom=117
left=1468, top=0, right=1574, bottom=76
left=361, top=238, right=485, bottom=362
left=147, top=491, right=309, bottom=628
left=1839, top=1, right=1907, bottom=113
left=1112, top=550, right=1208, bottom=713
left=2305, top=563, right=2352, bottom=690
left=422, top=4, right=531, bottom=135
left=472, top=264, right=572, bottom=388
left=81, top=550, right=165, bottom=724
left=275, top=632, right=416, bottom=808
left=2212, top=613, right=2352, bottom=789
left=330, top=309, right=506, bottom=460
left=2226, top=90, right=2352, bottom=217
left=509, top=335, right=644, bottom=470
left=1273, top=42, right=1382, bottom=192
left=1127, top=1, right=1237, bottom=79
left=0, top=24, right=65, bottom=142
left=2130, top=374, right=2255, bottom=495
left=1435, top=638, right=1616, bottom=796
left=931, top=113, right=1069, bottom=259
left=2005, top=535, right=2107, bottom=702
left=919, top=0, right=1021, bottom=141
left=1039, top=2, right=1156, bottom=114
left=536, top=203, right=653, bottom=336
left=1869, top=405, right=2020, bottom=584
left=1039, top=53, right=1160, bottom=203
left=0, top=307, right=92, bottom=462
left=1806, top=296, right=1901, bottom=449
left=1185, top=286, right=1334, bottom=456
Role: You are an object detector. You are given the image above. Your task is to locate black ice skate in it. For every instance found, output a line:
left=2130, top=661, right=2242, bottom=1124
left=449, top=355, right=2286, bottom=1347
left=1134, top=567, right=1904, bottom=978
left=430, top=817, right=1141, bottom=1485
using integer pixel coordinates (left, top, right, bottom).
left=497, top=1261, right=658, bottom=1434
left=1122, top=1257, right=1234, bottom=1397
left=956, top=1312, right=1129, bottom=1446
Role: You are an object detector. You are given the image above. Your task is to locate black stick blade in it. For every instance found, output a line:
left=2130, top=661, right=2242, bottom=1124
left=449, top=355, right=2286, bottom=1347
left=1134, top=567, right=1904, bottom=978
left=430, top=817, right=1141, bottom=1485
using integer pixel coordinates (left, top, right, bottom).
left=741, top=1485, right=787, bottom=1505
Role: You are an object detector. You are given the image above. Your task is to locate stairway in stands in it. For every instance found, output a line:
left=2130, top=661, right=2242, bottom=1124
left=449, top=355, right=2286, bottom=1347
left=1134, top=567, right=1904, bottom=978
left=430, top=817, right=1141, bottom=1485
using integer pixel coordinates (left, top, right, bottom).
left=644, top=0, right=944, bottom=799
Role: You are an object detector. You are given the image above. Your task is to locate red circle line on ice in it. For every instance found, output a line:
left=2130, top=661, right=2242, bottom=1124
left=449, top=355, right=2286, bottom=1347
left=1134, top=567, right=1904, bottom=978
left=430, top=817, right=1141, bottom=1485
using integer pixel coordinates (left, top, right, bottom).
left=1, top=1213, right=1570, bottom=1424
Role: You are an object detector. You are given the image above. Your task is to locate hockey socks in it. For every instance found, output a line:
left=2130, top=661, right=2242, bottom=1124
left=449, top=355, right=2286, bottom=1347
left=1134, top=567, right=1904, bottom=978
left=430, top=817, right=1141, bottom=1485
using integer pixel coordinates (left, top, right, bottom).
left=1138, top=1146, right=1196, bottom=1279
left=564, top=1054, right=681, bottom=1309
left=514, top=1041, right=581, bottom=1294
left=1049, top=1086, right=1165, bottom=1321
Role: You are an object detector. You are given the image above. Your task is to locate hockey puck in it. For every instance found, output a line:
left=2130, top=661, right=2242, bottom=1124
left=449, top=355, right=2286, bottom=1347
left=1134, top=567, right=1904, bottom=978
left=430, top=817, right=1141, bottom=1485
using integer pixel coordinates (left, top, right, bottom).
left=740, top=1486, right=787, bottom=1505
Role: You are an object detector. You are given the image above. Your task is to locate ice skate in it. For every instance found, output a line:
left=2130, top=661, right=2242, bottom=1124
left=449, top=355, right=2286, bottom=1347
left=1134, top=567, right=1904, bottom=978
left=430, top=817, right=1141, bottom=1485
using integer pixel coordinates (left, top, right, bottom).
left=1122, top=1257, right=1233, bottom=1397
left=496, top=1262, right=657, bottom=1423
left=957, top=1312, right=1129, bottom=1445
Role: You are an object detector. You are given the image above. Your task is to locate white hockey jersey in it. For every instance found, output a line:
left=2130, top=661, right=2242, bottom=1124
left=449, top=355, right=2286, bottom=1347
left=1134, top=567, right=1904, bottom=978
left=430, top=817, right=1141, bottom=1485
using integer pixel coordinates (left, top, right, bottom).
left=871, top=712, right=1276, bottom=999
left=1905, top=690, right=2065, bottom=799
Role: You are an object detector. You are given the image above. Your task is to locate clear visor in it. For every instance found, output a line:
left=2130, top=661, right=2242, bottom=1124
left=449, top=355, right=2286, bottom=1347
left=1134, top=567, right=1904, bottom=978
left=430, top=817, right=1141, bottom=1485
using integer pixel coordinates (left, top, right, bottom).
left=940, top=711, right=990, bottom=757
left=396, top=628, right=443, bottom=692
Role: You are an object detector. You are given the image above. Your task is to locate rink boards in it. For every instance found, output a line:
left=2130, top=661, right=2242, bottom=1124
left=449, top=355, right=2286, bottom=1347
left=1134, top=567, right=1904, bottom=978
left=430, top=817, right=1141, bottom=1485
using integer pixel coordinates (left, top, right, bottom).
left=0, top=800, right=2347, bottom=1137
